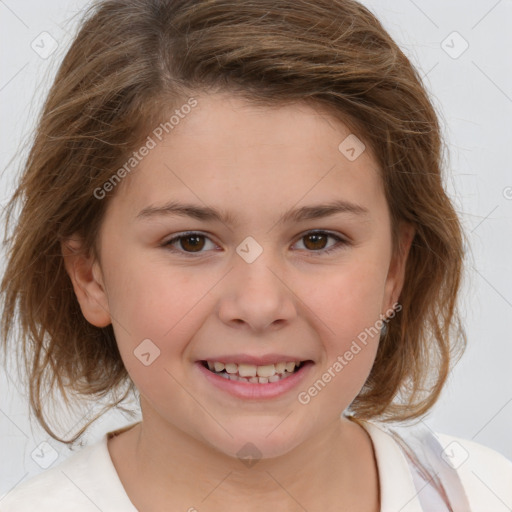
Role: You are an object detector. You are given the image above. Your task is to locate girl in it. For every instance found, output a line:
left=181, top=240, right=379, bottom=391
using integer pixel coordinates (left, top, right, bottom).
left=1, top=0, right=511, bottom=511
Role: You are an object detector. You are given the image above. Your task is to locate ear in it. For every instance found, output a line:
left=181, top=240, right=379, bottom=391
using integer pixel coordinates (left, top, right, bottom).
left=61, top=236, right=112, bottom=328
left=382, top=222, right=415, bottom=315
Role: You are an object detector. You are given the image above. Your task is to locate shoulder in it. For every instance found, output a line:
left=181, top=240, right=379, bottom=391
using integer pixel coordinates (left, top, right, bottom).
left=436, top=431, right=512, bottom=511
left=1, top=440, right=103, bottom=512
left=0, top=434, right=137, bottom=512
left=361, top=418, right=512, bottom=512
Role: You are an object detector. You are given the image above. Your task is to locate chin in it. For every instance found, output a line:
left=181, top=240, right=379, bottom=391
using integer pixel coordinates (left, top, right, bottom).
left=201, top=420, right=306, bottom=462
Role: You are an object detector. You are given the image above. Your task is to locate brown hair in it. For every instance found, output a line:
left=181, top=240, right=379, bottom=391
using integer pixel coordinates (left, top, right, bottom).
left=1, top=0, right=466, bottom=443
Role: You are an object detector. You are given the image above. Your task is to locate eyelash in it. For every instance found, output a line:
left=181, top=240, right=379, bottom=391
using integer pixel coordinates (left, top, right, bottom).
left=161, top=230, right=350, bottom=257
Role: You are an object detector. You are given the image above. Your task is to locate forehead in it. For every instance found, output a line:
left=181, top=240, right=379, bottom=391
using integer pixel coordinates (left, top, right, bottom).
left=109, top=92, right=385, bottom=223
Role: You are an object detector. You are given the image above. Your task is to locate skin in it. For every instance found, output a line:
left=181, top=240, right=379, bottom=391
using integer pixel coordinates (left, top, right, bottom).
left=62, top=91, right=414, bottom=512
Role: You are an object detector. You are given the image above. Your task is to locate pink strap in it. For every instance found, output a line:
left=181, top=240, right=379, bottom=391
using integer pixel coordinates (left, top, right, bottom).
left=387, top=424, right=472, bottom=511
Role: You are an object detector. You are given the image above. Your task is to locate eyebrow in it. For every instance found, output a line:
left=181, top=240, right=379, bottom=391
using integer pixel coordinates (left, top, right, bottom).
left=136, top=199, right=369, bottom=226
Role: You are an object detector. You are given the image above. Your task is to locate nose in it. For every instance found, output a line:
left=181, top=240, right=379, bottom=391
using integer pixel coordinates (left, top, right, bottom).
left=216, top=249, right=298, bottom=333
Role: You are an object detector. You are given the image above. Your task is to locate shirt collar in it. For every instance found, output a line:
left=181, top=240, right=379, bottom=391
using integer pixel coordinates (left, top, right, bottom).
left=358, top=419, right=425, bottom=512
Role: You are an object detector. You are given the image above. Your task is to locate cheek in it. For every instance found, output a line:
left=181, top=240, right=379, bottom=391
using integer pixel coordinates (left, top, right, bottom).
left=295, top=253, right=388, bottom=405
left=106, top=251, right=205, bottom=335
left=307, top=254, right=388, bottom=345
left=104, top=256, right=217, bottom=378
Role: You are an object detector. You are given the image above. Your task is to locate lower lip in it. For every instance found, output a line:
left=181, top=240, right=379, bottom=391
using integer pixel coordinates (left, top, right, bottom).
left=195, top=361, right=314, bottom=400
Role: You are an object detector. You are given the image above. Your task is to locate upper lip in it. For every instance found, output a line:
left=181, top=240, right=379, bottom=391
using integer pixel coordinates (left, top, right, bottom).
left=199, top=354, right=313, bottom=366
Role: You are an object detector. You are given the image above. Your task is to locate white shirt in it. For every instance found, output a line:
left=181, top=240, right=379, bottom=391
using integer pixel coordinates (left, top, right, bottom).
left=1, top=420, right=511, bottom=511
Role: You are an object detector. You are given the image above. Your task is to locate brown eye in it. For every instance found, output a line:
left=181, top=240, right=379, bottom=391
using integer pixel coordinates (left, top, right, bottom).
left=302, top=232, right=329, bottom=250
left=164, top=232, right=216, bottom=255
left=179, top=234, right=205, bottom=252
left=294, top=231, right=348, bottom=255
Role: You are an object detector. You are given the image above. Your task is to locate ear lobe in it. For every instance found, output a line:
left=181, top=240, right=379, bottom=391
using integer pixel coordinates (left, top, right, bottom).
left=383, top=223, right=415, bottom=314
left=61, top=237, right=112, bottom=328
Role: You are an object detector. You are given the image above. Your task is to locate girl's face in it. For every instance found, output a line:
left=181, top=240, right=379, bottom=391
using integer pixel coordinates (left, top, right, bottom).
left=70, top=92, right=413, bottom=459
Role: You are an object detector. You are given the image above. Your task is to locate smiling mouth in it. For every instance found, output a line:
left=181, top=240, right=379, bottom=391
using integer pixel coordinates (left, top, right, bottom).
left=200, top=360, right=310, bottom=384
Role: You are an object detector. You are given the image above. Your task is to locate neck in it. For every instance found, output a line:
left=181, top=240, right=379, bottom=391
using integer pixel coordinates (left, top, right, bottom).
left=108, top=408, right=379, bottom=512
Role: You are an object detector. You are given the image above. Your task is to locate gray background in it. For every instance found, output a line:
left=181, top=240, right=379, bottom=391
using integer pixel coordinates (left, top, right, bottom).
left=1, top=0, right=511, bottom=497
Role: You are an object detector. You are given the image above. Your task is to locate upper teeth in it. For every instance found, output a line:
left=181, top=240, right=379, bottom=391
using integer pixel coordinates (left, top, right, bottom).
left=207, top=361, right=300, bottom=377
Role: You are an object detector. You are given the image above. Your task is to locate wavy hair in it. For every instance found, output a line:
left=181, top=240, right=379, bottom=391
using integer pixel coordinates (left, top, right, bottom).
left=1, top=0, right=466, bottom=442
